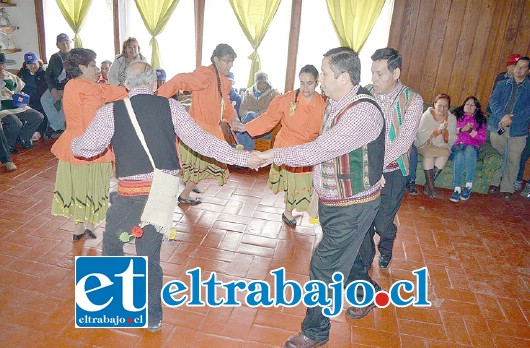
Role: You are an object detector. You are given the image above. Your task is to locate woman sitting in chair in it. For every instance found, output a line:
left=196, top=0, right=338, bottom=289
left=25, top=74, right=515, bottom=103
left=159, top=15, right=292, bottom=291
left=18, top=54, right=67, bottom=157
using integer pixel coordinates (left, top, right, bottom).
left=415, top=93, right=457, bottom=198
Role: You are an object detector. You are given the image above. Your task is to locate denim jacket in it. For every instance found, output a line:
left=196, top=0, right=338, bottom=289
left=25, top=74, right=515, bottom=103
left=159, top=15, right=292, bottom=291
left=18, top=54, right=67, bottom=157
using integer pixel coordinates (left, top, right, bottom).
left=487, top=76, right=530, bottom=137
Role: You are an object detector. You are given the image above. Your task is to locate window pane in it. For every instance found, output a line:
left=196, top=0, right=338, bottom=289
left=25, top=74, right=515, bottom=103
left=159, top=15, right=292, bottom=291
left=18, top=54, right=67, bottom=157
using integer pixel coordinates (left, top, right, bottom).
left=203, top=0, right=289, bottom=91
left=42, top=0, right=114, bottom=66
left=122, top=0, right=195, bottom=78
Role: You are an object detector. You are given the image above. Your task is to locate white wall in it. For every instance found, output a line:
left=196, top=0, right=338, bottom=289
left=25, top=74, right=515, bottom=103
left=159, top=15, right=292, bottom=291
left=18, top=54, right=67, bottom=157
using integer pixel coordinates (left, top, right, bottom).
left=4, top=1, right=40, bottom=69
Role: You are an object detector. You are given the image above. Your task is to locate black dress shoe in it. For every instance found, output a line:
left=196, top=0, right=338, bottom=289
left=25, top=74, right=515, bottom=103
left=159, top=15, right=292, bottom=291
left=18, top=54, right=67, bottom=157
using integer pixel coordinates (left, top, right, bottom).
left=378, top=254, right=392, bottom=268
left=9, top=147, right=19, bottom=154
left=346, top=302, right=376, bottom=320
left=284, top=332, right=328, bottom=348
left=18, top=140, right=33, bottom=149
left=282, top=213, right=297, bottom=227
left=73, top=233, right=84, bottom=241
left=84, top=229, right=97, bottom=239
left=177, top=196, right=202, bottom=205
left=488, top=185, right=499, bottom=194
left=148, top=320, right=162, bottom=332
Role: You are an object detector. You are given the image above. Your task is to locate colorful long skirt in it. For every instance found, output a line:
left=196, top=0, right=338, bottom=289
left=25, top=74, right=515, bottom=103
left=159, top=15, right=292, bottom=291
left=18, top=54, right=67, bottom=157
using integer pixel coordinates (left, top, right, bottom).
left=51, top=161, right=112, bottom=225
left=268, top=163, right=313, bottom=212
left=178, top=142, right=229, bottom=185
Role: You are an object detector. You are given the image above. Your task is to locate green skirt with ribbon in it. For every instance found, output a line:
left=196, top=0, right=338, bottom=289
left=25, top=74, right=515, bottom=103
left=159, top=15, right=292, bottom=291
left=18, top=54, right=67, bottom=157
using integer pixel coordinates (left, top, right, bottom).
left=51, top=161, right=112, bottom=225
left=268, top=163, right=313, bottom=212
left=178, top=142, right=229, bottom=185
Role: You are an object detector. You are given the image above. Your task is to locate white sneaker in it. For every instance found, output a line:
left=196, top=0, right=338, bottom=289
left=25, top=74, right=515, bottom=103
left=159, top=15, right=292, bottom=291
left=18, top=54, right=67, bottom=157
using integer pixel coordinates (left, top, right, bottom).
left=520, top=183, right=530, bottom=198
left=514, top=181, right=522, bottom=191
left=31, top=132, right=41, bottom=141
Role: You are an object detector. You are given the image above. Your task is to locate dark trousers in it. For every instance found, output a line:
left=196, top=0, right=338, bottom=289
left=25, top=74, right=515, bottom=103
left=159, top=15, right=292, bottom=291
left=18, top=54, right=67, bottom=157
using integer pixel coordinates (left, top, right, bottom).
left=301, top=198, right=380, bottom=342
left=0, top=125, right=11, bottom=163
left=353, top=170, right=407, bottom=274
left=103, top=194, right=164, bottom=326
left=2, top=109, right=44, bottom=147
left=408, top=145, right=418, bottom=181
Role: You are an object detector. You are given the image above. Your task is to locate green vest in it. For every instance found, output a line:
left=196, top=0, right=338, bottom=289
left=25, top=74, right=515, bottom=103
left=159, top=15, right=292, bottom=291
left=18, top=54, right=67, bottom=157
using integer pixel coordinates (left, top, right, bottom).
left=367, top=84, right=418, bottom=176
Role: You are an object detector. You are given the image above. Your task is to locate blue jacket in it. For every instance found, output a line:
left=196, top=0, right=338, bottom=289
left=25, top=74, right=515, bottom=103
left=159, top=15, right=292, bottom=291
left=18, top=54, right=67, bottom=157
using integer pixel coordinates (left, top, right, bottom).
left=488, top=76, right=530, bottom=137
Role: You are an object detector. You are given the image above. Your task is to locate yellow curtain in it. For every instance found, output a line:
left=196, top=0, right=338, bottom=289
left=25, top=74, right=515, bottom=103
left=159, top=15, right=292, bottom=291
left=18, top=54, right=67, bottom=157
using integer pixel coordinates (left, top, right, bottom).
left=55, top=0, right=93, bottom=48
left=326, top=0, right=386, bottom=52
left=134, top=0, right=180, bottom=68
left=229, top=0, right=281, bottom=86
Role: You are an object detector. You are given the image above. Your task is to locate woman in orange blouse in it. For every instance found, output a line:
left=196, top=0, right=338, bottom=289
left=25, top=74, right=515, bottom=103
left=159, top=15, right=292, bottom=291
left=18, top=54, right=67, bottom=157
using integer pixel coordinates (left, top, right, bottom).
left=51, top=48, right=127, bottom=240
left=157, top=44, right=237, bottom=205
left=232, top=65, right=326, bottom=226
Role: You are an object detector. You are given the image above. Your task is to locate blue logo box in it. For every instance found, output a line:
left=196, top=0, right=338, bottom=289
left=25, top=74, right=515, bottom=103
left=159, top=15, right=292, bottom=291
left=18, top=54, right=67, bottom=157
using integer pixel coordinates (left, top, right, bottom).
left=75, top=256, right=148, bottom=328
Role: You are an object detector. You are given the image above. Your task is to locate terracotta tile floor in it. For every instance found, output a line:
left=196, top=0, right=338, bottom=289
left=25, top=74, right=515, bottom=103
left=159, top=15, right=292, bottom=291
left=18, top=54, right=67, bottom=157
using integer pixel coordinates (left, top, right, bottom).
left=1, top=140, right=529, bottom=347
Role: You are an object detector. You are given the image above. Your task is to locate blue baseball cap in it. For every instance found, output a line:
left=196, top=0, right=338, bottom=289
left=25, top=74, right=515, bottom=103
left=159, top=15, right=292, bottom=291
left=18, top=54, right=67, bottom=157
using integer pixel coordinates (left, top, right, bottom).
left=24, top=52, right=39, bottom=64
left=156, top=68, right=166, bottom=81
left=56, top=33, right=70, bottom=43
left=227, top=72, right=235, bottom=81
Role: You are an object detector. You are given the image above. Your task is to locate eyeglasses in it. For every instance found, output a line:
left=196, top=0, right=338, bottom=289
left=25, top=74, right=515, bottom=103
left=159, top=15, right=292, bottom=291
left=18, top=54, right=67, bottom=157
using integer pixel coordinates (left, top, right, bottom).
left=220, top=57, right=234, bottom=64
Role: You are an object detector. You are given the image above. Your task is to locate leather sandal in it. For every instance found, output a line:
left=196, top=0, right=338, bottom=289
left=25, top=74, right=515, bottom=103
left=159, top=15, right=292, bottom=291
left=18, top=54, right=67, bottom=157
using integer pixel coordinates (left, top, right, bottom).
left=178, top=196, right=202, bottom=205
left=282, top=213, right=297, bottom=227
left=192, top=187, right=203, bottom=194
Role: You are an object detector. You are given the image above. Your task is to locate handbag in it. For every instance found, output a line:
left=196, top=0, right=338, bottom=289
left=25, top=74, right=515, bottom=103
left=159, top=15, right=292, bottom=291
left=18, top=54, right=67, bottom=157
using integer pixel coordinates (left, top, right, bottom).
left=123, top=98, right=179, bottom=237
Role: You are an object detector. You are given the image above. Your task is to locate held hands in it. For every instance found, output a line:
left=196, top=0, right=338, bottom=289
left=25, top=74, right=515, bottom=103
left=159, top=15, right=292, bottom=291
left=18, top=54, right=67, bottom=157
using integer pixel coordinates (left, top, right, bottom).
left=230, top=117, right=246, bottom=132
left=461, top=123, right=473, bottom=133
left=438, top=121, right=448, bottom=131
left=247, top=150, right=273, bottom=170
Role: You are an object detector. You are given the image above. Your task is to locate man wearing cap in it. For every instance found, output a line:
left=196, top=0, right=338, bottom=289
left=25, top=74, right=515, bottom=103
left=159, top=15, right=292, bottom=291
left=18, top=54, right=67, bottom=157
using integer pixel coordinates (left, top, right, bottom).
left=237, top=71, right=280, bottom=150
left=18, top=52, right=47, bottom=138
left=0, top=53, right=44, bottom=153
left=41, top=33, right=71, bottom=139
left=488, top=56, right=530, bottom=200
left=487, top=54, right=521, bottom=115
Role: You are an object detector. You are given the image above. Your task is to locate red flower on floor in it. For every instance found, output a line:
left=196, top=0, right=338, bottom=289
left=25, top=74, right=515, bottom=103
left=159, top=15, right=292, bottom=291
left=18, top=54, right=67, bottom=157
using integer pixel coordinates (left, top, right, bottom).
left=131, top=226, right=144, bottom=238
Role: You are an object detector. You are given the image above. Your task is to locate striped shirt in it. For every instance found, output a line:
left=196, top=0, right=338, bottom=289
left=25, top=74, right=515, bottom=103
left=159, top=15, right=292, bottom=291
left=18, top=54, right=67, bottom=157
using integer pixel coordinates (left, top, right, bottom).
left=71, top=87, right=249, bottom=181
left=273, top=85, right=384, bottom=200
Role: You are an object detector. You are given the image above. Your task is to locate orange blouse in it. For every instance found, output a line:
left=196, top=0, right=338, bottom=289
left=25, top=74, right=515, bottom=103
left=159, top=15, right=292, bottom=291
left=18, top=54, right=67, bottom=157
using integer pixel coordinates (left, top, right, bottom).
left=51, top=79, right=127, bottom=164
left=245, top=90, right=326, bottom=148
left=157, top=65, right=236, bottom=140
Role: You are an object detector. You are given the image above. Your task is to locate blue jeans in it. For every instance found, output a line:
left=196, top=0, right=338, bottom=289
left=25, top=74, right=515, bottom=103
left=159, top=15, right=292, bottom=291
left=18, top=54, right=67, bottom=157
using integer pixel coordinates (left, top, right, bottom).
left=452, top=144, right=478, bottom=187
left=40, top=89, right=65, bottom=131
left=1, top=109, right=44, bottom=147
left=408, top=145, right=418, bottom=181
left=234, top=111, right=259, bottom=151
left=103, top=194, right=164, bottom=326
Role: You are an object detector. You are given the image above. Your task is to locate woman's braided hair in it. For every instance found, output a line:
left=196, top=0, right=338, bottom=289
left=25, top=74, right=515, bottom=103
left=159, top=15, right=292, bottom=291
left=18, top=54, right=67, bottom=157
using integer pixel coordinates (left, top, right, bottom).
left=210, top=44, right=237, bottom=98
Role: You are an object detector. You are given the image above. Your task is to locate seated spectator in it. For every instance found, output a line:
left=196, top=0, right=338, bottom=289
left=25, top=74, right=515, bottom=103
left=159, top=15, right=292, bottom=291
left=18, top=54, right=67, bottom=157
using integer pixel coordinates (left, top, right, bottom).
left=17, top=52, right=48, bottom=140
left=41, top=33, right=71, bottom=139
left=0, top=125, right=16, bottom=172
left=415, top=93, right=457, bottom=198
left=156, top=68, right=166, bottom=88
left=97, top=60, right=111, bottom=84
left=449, top=96, right=487, bottom=202
left=109, top=37, right=147, bottom=86
left=236, top=71, right=280, bottom=150
left=0, top=53, right=44, bottom=153
left=227, top=72, right=241, bottom=115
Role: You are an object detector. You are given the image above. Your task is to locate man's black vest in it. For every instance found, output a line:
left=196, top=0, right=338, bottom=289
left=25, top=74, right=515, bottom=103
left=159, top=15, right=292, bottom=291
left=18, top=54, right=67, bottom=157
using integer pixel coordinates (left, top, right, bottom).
left=112, top=94, right=180, bottom=178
